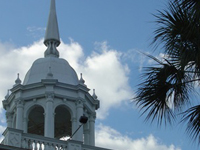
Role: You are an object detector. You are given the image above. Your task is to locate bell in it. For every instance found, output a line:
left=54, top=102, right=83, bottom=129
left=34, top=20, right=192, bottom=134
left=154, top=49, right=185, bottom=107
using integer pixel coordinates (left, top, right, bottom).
left=79, top=115, right=88, bottom=124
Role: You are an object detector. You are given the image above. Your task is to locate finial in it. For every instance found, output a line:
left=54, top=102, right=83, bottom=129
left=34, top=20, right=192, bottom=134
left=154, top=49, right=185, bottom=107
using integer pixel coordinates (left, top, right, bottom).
left=46, top=66, right=54, bottom=79
left=14, top=73, right=21, bottom=87
left=79, top=73, right=85, bottom=84
left=5, top=89, right=10, bottom=99
left=92, top=89, right=98, bottom=99
left=44, top=0, right=60, bottom=58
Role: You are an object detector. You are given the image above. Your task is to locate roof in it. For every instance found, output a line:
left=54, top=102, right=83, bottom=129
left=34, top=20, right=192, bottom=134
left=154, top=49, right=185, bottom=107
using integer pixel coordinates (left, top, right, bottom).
left=23, top=57, right=79, bottom=85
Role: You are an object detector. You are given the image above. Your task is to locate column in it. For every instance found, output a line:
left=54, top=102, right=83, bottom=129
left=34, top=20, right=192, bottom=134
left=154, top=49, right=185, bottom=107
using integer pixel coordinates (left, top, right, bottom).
left=75, top=100, right=83, bottom=141
left=89, top=114, right=96, bottom=146
left=16, top=100, right=24, bottom=130
left=83, top=122, right=90, bottom=145
left=44, top=93, right=54, bottom=138
left=71, top=117, right=77, bottom=140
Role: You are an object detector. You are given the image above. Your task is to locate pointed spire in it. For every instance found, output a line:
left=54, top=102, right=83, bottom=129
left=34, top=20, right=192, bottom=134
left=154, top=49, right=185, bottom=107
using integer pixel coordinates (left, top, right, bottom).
left=44, top=0, right=60, bottom=58
left=79, top=73, right=85, bottom=84
left=92, top=89, right=98, bottom=99
left=13, top=73, right=21, bottom=87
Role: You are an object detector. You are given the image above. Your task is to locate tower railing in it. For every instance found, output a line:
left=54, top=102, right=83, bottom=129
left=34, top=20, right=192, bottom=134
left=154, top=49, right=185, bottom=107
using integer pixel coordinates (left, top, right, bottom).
left=1, top=127, right=111, bottom=150
left=21, top=133, right=68, bottom=150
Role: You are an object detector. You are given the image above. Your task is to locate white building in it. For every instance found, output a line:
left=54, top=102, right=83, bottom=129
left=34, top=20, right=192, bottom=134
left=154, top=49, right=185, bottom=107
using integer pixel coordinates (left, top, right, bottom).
left=0, top=0, right=111, bottom=150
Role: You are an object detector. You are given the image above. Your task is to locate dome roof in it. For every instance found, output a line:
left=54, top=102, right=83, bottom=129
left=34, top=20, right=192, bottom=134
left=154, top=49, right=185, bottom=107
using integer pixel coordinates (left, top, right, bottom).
left=23, top=57, right=79, bottom=85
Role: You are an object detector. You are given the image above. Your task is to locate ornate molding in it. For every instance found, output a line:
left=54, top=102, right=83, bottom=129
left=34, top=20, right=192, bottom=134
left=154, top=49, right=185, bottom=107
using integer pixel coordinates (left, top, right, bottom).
left=89, top=113, right=96, bottom=121
left=76, top=99, right=83, bottom=106
left=45, top=92, right=54, bottom=103
left=45, top=92, right=54, bottom=99
left=6, top=112, right=13, bottom=120
left=15, top=99, right=24, bottom=108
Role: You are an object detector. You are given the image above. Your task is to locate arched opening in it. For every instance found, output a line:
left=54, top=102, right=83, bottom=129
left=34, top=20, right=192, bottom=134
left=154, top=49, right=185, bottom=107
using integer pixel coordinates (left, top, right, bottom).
left=28, top=106, right=44, bottom=136
left=54, top=105, right=72, bottom=139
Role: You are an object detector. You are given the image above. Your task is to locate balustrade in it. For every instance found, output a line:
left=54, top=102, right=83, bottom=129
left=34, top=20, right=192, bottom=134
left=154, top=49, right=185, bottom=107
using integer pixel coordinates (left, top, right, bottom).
left=2, top=128, right=111, bottom=150
left=20, top=133, right=68, bottom=150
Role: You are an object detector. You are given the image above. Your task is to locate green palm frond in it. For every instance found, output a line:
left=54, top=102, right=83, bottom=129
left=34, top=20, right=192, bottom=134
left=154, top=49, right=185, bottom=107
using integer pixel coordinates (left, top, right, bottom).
left=181, top=105, right=200, bottom=143
left=135, top=55, right=193, bottom=125
left=153, top=1, right=200, bottom=77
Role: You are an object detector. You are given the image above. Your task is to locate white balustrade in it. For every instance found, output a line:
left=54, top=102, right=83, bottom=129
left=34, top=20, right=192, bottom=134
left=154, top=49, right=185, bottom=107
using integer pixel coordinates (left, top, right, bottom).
left=21, top=134, right=68, bottom=150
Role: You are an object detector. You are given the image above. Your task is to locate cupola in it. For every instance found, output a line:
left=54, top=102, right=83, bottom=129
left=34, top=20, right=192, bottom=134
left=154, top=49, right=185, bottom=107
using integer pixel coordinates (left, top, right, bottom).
left=2, top=0, right=101, bottom=149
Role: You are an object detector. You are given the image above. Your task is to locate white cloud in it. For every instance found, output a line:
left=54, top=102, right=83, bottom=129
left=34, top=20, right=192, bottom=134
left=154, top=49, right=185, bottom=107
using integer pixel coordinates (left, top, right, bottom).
left=27, top=26, right=46, bottom=39
left=76, top=42, right=132, bottom=119
left=122, top=49, right=148, bottom=72
left=0, top=39, right=132, bottom=119
left=95, top=124, right=181, bottom=150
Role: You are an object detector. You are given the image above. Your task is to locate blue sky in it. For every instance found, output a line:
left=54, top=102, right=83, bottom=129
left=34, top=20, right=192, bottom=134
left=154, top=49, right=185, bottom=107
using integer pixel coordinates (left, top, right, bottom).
left=0, top=0, right=197, bottom=150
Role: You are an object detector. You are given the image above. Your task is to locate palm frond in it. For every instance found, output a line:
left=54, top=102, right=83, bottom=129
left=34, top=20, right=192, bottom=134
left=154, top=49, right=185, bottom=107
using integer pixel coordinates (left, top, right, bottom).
left=175, top=0, right=200, bottom=17
left=153, top=1, right=200, bottom=78
left=135, top=55, right=193, bottom=125
left=181, top=105, right=200, bottom=143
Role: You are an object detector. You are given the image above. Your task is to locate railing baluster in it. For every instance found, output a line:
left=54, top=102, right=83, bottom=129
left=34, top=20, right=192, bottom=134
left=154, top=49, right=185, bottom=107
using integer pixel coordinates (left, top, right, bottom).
left=43, top=142, right=48, bottom=150
left=29, top=140, right=33, bottom=150
left=33, top=140, right=37, bottom=150
left=21, top=138, right=25, bottom=149
left=39, top=141, right=43, bottom=150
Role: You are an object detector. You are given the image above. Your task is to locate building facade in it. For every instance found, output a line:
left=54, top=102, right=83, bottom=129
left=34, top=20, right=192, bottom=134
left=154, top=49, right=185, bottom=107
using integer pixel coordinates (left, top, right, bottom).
left=1, top=0, right=111, bottom=150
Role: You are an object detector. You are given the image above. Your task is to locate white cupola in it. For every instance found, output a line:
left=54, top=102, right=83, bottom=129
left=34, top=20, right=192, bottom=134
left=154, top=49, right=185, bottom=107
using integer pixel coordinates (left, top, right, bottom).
left=1, top=0, right=102, bottom=149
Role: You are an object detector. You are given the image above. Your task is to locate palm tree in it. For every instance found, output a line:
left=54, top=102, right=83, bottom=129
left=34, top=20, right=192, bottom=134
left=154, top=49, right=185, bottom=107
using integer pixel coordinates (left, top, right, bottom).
left=135, top=0, right=200, bottom=143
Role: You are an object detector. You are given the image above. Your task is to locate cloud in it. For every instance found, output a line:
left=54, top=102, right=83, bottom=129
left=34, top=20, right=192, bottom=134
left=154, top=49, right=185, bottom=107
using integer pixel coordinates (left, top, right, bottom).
left=122, top=49, right=148, bottom=72
left=0, top=39, right=132, bottom=119
left=27, top=26, right=46, bottom=39
left=95, top=124, right=181, bottom=150
left=76, top=42, right=132, bottom=119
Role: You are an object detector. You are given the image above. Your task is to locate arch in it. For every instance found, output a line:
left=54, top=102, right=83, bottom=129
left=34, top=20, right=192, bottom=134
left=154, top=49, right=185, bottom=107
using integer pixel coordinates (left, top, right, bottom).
left=25, top=102, right=45, bottom=118
left=27, top=105, right=45, bottom=136
left=54, top=105, right=72, bottom=139
left=53, top=102, right=74, bottom=117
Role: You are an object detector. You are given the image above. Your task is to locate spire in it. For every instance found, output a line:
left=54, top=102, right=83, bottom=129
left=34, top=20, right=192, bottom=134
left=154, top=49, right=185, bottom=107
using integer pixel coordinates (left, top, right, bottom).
left=92, top=89, right=98, bottom=99
left=13, top=73, right=21, bottom=87
left=44, top=0, right=60, bottom=58
left=79, top=73, right=86, bottom=86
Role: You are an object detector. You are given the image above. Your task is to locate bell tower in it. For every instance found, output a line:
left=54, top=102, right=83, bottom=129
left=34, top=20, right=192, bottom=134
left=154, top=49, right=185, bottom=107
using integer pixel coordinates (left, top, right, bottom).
left=1, top=0, right=101, bottom=149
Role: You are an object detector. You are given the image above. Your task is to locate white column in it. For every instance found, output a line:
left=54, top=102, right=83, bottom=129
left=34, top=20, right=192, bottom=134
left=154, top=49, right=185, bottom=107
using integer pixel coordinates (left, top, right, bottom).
left=76, top=100, right=83, bottom=141
left=45, top=93, right=54, bottom=138
left=16, top=100, right=24, bottom=130
left=71, top=117, right=77, bottom=140
left=89, top=114, right=95, bottom=146
left=83, top=122, right=90, bottom=145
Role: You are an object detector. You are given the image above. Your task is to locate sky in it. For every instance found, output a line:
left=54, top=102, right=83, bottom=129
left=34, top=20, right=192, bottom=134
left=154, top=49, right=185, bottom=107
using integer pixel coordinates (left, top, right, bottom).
left=0, top=0, right=197, bottom=150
